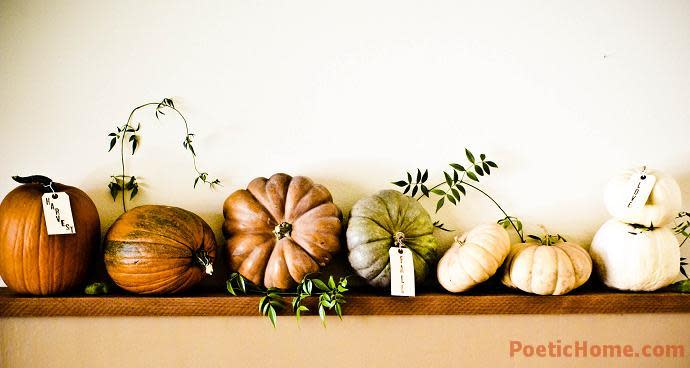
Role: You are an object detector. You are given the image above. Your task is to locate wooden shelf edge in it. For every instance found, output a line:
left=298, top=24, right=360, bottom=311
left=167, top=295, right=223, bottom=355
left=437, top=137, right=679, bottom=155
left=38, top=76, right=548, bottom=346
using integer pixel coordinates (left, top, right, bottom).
left=1, top=288, right=689, bottom=317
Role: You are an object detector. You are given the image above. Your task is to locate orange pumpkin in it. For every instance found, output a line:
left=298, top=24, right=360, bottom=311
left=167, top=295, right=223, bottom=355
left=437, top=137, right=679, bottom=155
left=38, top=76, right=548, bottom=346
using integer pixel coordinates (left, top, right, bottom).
left=104, top=205, right=216, bottom=294
left=223, top=173, right=342, bottom=289
left=0, top=175, right=100, bottom=295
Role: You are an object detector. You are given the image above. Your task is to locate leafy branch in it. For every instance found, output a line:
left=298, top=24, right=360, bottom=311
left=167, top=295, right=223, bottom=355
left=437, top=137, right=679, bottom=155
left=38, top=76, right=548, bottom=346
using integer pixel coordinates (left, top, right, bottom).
left=391, top=148, right=524, bottom=242
left=107, top=98, right=220, bottom=212
left=226, top=272, right=349, bottom=328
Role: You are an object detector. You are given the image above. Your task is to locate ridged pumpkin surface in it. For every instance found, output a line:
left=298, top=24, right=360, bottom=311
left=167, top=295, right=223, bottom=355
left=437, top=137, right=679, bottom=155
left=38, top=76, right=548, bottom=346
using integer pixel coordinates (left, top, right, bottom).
left=0, top=183, right=100, bottom=295
left=104, top=205, right=217, bottom=294
left=346, top=190, right=440, bottom=288
left=223, top=173, right=342, bottom=289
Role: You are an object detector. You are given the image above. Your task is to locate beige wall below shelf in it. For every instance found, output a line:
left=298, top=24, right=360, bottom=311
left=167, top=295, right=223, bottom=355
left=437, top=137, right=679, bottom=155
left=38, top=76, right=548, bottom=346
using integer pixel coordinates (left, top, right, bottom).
left=1, top=314, right=689, bottom=368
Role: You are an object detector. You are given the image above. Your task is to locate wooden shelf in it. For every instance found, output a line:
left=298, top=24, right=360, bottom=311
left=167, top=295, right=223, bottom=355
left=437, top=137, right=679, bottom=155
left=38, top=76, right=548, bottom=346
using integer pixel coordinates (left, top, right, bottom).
left=1, top=287, right=689, bottom=317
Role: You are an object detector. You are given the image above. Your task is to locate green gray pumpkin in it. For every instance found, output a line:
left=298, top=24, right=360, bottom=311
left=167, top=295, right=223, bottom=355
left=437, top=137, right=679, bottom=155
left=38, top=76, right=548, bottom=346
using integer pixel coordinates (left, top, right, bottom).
left=346, top=190, right=440, bottom=288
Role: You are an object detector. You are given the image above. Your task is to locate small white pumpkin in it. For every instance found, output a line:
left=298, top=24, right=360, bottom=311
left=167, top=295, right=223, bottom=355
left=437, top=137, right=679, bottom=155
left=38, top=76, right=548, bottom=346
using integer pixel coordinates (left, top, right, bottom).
left=502, top=233, right=592, bottom=295
left=604, top=167, right=681, bottom=227
left=590, top=219, right=680, bottom=291
left=437, top=224, right=510, bottom=292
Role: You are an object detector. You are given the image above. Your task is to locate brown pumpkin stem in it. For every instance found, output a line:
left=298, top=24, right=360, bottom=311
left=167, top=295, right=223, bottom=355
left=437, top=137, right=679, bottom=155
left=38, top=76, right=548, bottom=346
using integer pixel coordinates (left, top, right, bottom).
left=194, top=248, right=214, bottom=275
left=393, top=232, right=406, bottom=247
left=12, top=175, right=54, bottom=186
left=273, top=222, right=292, bottom=240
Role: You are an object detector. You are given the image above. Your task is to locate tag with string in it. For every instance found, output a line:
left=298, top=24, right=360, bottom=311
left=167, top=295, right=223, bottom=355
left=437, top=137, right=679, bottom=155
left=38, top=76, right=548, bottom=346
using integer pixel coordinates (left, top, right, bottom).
left=40, top=181, right=76, bottom=235
left=389, top=232, right=415, bottom=297
left=623, top=166, right=656, bottom=210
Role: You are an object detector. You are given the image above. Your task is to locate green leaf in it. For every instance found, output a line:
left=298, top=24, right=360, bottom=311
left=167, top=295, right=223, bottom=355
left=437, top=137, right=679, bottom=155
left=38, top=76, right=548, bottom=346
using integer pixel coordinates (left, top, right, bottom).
left=407, top=172, right=412, bottom=183
left=465, top=148, right=475, bottom=163
left=305, top=279, right=313, bottom=294
left=453, top=170, right=458, bottom=183
left=130, top=185, right=139, bottom=200
left=296, top=305, right=308, bottom=323
left=328, top=276, right=336, bottom=289
left=125, top=176, right=135, bottom=190
left=474, top=165, right=484, bottom=176
left=486, top=161, right=498, bottom=168
left=238, top=275, right=246, bottom=293
left=480, top=153, right=486, bottom=161
left=108, top=137, right=117, bottom=152
left=318, top=305, right=326, bottom=326
left=456, top=184, right=466, bottom=195
left=451, top=188, right=461, bottom=201
left=482, top=162, right=490, bottom=175
left=416, top=169, right=421, bottom=183
left=450, top=163, right=466, bottom=172
left=446, top=194, right=456, bottom=205
left=436, top=197, right=445, bottom=212
left=403, top=185, right=411, bottom=195
left=411, top=185, right=418, bottom=197
left=671, top=280, right=690, bottom=293
left=444, top=171, right=452, bottom=187
left=268, top=306, right=278, bottom=328
left=108, top=182, right=121, bottom=201
left=226, top=280, right=236, bottom=296
left=466, top=171, right=479, bottom=182
left=312, top=279, right=329, bottom=291
left=335, top=304, right=343, bottom=320
left=85, top=282, right=109, bottom=295
left=392, top=180, right=407, bottom=187
left=420, top=185, right=429, bottom=197
left=129, top=135, right=139, bottom=155
left=259, top=296, right=267, bottom=314
left=431, top=189, right=445, bottom=196
left=421, top=169, right=428, bottom=182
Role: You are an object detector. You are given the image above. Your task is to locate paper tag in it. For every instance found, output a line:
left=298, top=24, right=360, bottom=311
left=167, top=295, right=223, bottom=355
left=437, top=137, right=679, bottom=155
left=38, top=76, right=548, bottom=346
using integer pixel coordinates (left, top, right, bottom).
left=624, top=172, right=656, bottom=210
left=389, top=247, right=415, bottom=297
left=42, top=192, right=76, bottom=235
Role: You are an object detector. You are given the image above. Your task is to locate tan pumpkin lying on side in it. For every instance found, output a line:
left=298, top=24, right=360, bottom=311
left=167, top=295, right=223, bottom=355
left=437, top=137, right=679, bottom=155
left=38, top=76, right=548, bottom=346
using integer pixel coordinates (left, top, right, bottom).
left=437, top=224, right=510, bottom=292
left=502, top=234, right=592, bottom=295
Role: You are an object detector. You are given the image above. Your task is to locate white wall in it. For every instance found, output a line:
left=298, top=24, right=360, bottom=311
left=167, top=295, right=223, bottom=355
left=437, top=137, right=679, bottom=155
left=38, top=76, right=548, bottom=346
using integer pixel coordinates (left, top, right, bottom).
left=1, top=0, right=690, bottom=287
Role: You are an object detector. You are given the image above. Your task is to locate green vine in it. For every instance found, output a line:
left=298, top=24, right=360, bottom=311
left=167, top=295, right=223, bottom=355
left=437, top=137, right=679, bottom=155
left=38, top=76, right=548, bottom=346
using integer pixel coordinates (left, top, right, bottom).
left=226, top=272, right=349, bottom=328
left=392, top=148, right=525, bottom=242
left=107, top=98, right=220, bottom=212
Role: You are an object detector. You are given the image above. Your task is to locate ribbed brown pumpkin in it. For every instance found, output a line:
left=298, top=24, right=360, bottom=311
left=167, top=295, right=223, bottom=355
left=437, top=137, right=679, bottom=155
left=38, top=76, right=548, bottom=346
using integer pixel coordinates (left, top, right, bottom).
left=0, top=176, right=100, bottom=295
left=223, top=173, right=342, bottom=289
left=104, top=205, right=216, bottom=294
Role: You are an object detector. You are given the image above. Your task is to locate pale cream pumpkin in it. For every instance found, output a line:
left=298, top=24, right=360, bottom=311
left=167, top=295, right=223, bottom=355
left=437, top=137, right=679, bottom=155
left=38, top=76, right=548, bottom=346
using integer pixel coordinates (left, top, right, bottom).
left=437, top=224, right=510, bottom=292
left=604, top=167, right=681, bottom=227
left=590, top=219, right=680, bottom=291
left=502, top=236, right=592, bottom=295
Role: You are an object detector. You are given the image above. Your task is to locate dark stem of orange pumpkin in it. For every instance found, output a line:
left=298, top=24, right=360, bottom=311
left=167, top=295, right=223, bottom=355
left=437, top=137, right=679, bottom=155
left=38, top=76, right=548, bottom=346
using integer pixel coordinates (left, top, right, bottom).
left=194, top=249, right=214, bottom=275
left=12, top=175, right=53, bottom=186
left=273, top=222, right=292, bottom=240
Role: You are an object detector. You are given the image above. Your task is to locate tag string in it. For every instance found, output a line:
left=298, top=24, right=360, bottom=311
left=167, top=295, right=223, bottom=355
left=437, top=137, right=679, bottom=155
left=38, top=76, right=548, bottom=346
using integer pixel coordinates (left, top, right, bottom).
left=640, top=165, right=647, bottom=180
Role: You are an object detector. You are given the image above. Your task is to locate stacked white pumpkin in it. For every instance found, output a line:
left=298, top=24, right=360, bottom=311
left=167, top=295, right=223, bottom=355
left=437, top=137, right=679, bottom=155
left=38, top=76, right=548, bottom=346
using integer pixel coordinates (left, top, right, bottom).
left=590, top=167, right=682, bottom=291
